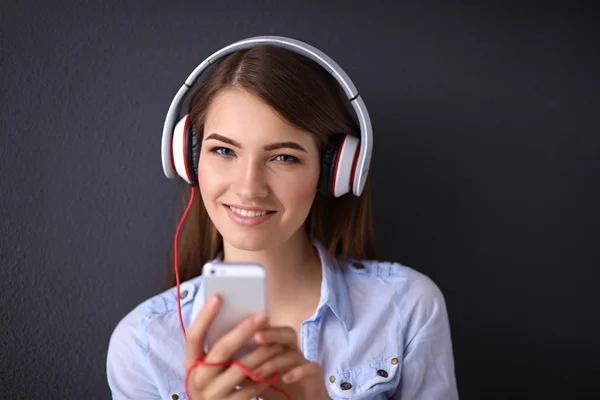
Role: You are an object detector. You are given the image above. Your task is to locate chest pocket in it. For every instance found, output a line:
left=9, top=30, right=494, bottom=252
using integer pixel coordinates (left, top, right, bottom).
left=327, top=356, right=400, bottom=400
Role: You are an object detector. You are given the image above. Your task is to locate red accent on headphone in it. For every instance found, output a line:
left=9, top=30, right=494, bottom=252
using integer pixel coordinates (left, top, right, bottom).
left=331, top=136, right=346, bottom=196
left=170, top=127, right=176, bottom=173
left=182, top=116, right=193, bottom=183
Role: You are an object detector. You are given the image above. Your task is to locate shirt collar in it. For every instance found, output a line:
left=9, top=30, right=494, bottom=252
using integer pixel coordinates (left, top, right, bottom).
left=188, top=240, right=354, bottom=331
left=313, top=240, right=354, bottom=330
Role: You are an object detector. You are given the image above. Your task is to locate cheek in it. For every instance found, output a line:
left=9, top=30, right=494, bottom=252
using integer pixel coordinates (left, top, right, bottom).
left=298, top=175, right=319, bottom=202
left=278, top=167, right=319, bottom=209
left=197, top=157, right=220, bottom=202
left=197, top=161, right=209, bottom=192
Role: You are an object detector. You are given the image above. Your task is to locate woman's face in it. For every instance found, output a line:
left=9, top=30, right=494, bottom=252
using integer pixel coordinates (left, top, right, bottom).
left=198, top=87, right=321, bottom=252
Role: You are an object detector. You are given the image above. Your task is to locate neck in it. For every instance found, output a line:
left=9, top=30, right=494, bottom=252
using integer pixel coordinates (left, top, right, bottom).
left=222, top=230, right=322, bottom=318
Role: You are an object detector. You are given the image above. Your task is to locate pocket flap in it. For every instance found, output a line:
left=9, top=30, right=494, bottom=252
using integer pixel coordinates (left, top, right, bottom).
left=327, top=356, right=400, bottom=399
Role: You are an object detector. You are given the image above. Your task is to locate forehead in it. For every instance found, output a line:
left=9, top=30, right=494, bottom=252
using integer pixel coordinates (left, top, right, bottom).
left=204, top=87, right=314, bottom=144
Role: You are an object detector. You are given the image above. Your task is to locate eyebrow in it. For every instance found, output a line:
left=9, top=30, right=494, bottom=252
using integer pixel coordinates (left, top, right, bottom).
left=205, top=133, right=241, bottom=147
left=205, top=133, right=307, bottom=152
left=264, top=142, right=307, bottom=152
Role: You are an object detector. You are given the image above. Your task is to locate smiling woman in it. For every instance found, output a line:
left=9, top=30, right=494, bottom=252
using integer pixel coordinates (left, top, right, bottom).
left=106, top=37, right=458, bottom=400
left=171, top=42, right=376, bottom=286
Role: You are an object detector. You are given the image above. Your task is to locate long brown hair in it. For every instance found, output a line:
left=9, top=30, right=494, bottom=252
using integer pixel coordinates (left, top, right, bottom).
left=165, top=44, right=376, bottom=288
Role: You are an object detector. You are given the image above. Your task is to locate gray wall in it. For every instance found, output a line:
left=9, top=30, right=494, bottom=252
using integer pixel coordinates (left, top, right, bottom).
left=2, top=0, right=598, bottom=399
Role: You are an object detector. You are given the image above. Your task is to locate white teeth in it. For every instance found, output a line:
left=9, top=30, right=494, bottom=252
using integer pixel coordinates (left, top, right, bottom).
left=229, top=206, right=269, bottom=217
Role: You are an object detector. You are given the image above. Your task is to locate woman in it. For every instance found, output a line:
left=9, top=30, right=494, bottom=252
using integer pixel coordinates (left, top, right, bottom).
left=107, top=38, right=458, bottom=400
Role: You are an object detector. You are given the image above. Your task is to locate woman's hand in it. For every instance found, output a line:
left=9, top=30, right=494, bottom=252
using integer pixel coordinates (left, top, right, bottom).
left=184, top=295, right=284, bottom=400
left=251, top=326, right=331, bottom=400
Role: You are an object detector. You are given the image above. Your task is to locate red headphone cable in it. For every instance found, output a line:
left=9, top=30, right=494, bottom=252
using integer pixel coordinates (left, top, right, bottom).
left=174, top=187, right=195, bottom=341
left=173, top=187, right=290, bottom=400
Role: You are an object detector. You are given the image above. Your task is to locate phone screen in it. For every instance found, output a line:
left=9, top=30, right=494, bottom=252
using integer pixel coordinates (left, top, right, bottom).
left=202, top=262, right=266, bottom=358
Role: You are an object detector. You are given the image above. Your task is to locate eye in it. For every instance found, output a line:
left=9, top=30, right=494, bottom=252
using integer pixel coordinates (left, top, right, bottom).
left=273, top=154, right=299, bottom=163
left=210, top=147, right=235, bottom=157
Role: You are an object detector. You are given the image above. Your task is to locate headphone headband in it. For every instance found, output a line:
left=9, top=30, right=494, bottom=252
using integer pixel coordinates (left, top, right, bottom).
left=161, top=35, right=373, bottom=196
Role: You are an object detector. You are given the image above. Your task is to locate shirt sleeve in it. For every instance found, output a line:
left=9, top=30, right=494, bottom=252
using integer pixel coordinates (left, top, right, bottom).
left=106, top=308, right=161, bottom=400
left=392, top=275, right=459, bottom=400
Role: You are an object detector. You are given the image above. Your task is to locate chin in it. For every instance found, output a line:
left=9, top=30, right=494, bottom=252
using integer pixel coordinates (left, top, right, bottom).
left=211, top=209, right=309, bottom=254
left=223, top=233, right=276, bottom=252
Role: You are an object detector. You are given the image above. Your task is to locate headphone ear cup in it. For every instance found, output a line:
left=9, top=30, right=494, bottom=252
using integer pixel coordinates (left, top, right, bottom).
left=319, top=134, right=360, bottom=197
left=319, top=134, right=345, bottom=196
left=172, top=115, right=191, bottom=184
left=172, top=114, right=200, bottom=185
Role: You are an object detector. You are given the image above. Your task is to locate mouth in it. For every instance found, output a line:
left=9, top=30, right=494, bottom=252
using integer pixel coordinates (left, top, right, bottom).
left=226, top=205, right=276, bottom=217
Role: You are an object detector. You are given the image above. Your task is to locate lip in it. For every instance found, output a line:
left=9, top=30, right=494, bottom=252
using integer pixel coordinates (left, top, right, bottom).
left=223, top=204, right=277, bottom=227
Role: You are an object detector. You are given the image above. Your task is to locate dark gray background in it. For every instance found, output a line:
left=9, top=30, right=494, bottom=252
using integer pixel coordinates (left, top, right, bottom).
left=1, top=0, right=598, bottom=399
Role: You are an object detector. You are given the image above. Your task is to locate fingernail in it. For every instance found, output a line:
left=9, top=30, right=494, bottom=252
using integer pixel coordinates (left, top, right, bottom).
left=207, top=295, right=219, bottom=306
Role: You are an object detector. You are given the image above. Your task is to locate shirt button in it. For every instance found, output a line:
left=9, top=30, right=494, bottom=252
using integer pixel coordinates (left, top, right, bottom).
left=377, top=369, right=389, bottom=378
left=171, top=395, right=179, bottom=400
left=180, top=290, right=188, bottom=299
left=391, top=357, right=399, bottom=365
left=340, top=382, right=352, bottom=390
left=329, top=375, right=336, bottom=383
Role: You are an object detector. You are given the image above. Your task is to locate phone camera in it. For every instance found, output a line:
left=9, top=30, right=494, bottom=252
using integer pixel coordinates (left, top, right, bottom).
left=210, top=269, right=216, bottom=276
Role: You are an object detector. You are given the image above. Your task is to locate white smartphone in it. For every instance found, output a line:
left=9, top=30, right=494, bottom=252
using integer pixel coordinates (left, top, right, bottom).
left=202, top=262, right=266, bottom=359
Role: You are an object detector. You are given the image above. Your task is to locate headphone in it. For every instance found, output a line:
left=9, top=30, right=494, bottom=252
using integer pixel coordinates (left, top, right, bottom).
left=161, top=36, right=373, bottom=197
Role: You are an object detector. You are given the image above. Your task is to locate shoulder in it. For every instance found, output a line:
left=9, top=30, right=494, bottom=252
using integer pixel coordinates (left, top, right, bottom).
left=106, top=277, right=204, bottom=374
left=108, top=275, right=204, bottom=344
left=343, top=258, right=449, bottom=336
left=344, top=258, right=445, bottom=301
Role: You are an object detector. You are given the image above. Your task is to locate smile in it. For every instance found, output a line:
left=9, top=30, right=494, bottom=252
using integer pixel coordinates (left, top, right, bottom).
left=228, top=206, right=272, bottom=217
left=224, top=205, right=277, bottom=226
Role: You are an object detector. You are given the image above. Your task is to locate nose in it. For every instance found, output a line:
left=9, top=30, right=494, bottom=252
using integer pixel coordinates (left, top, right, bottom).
left=234, top=158, right=269, bottom=202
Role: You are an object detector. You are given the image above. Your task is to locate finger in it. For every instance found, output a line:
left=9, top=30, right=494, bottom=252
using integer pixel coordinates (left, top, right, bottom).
left=253, top=350, right=305, bottom=380
left=184, top=295, right=221, bottom=371
left=204, top=344, right=284, bottom=398
left=228, top=381, right=269, bottom=400
left=205, top=313, right=269, bottom=363
left=282, top=362, right=323, bottom=384
left=254, top=326, right=298, bottom=348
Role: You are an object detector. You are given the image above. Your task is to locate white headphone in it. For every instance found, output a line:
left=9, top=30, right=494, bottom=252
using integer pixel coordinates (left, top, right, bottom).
left=161, top=36, right=373, bottom=197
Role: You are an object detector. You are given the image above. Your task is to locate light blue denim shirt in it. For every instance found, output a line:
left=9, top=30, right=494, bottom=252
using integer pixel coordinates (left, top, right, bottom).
left=107, top=241, right=458, bottom=399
